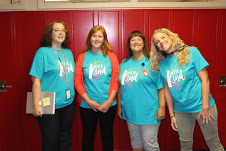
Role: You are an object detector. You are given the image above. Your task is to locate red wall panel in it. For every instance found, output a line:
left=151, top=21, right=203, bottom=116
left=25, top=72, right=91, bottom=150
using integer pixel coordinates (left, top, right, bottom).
left=216, top=10, right=226, bottom=148
left=46, top=12, right=69, bottom=24
left=14, top=11, right=46, bottom=151
left=73, top=11, right=94, bottom=61
left=0, top=12, right=22, bottom=151
left=173, top=10, right=194, bottom=46
left=197, top=10, right=218, bottom=93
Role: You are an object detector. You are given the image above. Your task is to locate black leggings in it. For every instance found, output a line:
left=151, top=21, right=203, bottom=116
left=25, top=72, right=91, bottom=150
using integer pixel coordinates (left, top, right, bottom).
left=37, top=101, right=75, bottom=151
left=80, top=105, right=116, bottom=151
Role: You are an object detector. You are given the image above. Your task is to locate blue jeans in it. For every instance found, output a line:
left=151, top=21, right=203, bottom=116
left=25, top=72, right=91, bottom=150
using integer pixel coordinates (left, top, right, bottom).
left=80, top=105, right=116, bottom=151
left=37, top=101, right=75, bottom=151
left=175, top=104, right=224, bottom=151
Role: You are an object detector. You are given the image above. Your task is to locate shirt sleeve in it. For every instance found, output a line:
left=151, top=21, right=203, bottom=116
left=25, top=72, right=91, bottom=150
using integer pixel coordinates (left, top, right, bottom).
left=119, top=62, right=124, bottom=89
left=109, top=52, right=120, bottom=92
left=191, top=47, right=209, bottom=73
left=155, top=73, right=164, bottom=89
left=74, top=53, right=86, bottom=96
left=29, top=48, right=44, bottom=80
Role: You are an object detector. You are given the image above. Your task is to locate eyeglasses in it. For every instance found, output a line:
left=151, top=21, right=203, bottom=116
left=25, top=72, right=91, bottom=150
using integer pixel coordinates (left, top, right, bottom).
left=53, top=29, right=67, bottom=33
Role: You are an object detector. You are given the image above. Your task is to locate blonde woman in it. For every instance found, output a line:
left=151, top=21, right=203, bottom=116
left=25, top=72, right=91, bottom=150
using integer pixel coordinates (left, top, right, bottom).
left=150, top=28, right=224, bottom=151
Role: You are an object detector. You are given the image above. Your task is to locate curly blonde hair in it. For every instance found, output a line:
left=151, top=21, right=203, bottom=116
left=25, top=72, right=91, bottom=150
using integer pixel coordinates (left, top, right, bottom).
left=84, top=25, right=112, bottom=57
left=150, top=28, right=190, bottom=73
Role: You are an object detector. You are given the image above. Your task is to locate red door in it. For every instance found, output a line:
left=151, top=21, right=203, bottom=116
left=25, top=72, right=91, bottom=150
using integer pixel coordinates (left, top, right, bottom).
left=13, top=11, right=45, bottom=151
left=216, top=10, right=226, bottom=148
left=0, top=13, right=22, bottom=151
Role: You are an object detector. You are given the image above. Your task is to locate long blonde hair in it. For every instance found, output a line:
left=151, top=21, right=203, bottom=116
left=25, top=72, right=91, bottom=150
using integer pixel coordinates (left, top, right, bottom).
left=150, top=28, right=190, bottom=73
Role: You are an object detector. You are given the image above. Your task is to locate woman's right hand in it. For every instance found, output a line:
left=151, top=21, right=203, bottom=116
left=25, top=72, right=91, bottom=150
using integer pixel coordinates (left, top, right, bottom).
left=171, top=117, right=178, bottom=131
left=81, top=93, right=101, bottom=112
left=31, top=76, right=42, bottom=117
left=33, top=106, right=43, bottom=117
left=117, top=104, right=122, bottom=119
left=87, top=100, right=101, bottom=112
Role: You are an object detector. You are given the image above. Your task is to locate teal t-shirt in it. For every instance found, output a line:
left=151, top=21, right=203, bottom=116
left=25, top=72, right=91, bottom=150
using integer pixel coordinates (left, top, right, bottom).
left=159, top=46, right=215, bottom=113
left=29, top=47, right=75, bottom=109
left=119, top=56, right=164, bottom=125
left=80, top=50, right=116, bottom=108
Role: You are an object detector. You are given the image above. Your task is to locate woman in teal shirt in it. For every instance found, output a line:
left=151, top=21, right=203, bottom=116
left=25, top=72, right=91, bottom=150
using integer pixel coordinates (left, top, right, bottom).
left=151, top=28, right=224, bottom=151
left=117, top=31, right=165, bottom=151
left=30, top=21, right=75, bottom=151
left=74, top=25, right=120, bottom=151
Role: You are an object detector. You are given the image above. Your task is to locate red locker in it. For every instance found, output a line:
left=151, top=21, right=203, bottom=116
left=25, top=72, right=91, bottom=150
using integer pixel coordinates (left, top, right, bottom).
left=73, top=11, right=94, bottom=61
left=14, top=11, right=45, bottom=151
left=216, top=10, right=226, bottom=148
left=197, top=10, right=218, bottom=92
left=173, top=10, right=194, bottom=46
left=0, top=12, right=22, bottom=151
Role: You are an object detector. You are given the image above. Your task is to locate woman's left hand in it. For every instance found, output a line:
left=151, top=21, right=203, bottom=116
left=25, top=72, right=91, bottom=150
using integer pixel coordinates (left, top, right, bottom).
left=99, top=100, right=111, bottom=113
left=156, top=107, right=165, bottom=121
left=198, top=108, right=215, bottom=127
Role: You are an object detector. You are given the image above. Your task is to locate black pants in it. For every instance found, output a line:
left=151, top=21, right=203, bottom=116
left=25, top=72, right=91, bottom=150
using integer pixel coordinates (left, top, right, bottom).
left=80, top=105, right=116, bottom=151
left=37, top=101, right=75, bottom=151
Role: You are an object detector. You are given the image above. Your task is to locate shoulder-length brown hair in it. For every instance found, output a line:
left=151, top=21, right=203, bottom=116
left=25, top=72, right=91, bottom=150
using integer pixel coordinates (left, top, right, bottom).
left=84, top=25, right=112, bottom=56
left=124, top=31, right=149, bottom=62
left=40, top=20, right=70, bottom=48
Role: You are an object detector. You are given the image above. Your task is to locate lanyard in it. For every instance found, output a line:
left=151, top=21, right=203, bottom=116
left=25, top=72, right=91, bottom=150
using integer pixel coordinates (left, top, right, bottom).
left=52, top=47, right=69, bottom=89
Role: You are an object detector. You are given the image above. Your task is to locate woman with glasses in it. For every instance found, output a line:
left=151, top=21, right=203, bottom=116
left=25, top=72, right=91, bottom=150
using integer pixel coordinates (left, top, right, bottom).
left=74, top=25, right=120, bottom=151
left=117, top=31, right=165, bottom=151
left=29, top=20, right=75, bottom=151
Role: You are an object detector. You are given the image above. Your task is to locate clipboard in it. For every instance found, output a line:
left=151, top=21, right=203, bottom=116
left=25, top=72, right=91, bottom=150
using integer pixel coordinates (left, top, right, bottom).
left=26, top=92, right=56, bottom=115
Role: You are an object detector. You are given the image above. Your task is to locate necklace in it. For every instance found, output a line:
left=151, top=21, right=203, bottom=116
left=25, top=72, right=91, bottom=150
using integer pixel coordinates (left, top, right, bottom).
left=167, top=45, right=188, bottom=56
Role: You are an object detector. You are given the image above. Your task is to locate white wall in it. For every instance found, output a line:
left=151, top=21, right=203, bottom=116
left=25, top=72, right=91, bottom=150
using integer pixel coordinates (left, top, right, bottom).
left=0, top=0, right=225, bottom=11
left=0, top=0, right=11, bottom=4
